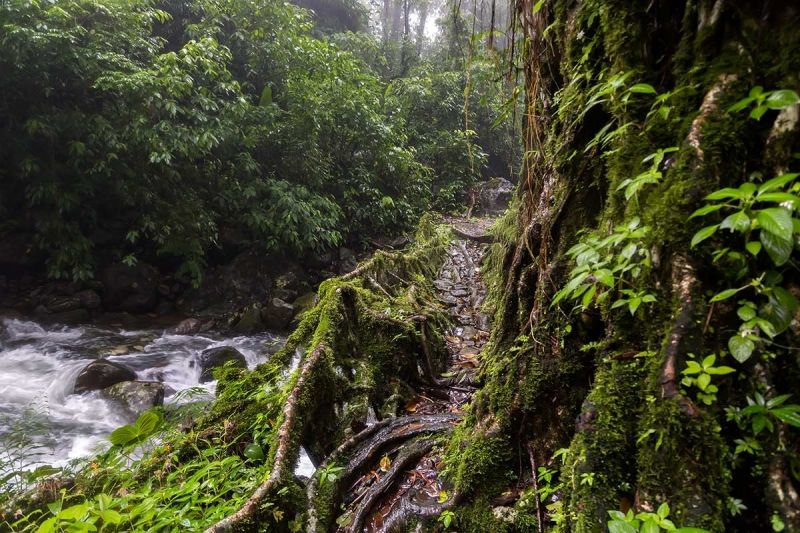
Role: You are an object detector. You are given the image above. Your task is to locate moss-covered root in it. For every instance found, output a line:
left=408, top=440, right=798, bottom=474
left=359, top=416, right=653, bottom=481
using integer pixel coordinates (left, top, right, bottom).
left=205, top=344, right=326, bottom=533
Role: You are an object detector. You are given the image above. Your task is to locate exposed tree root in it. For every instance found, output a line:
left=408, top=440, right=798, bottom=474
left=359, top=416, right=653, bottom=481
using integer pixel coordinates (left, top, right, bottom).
left=205, top=344, right=326, bottom=533
left=345, top=439, right=436, bottom=532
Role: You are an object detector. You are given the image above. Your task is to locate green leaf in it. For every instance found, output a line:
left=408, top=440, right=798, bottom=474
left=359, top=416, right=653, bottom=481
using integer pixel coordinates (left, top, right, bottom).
left=761, top=287, right=799, bottom=334
left=760, top=230, right=793, bottom=266
left=710, top=288, right=739, bottom=302
left=642, top=519, right=660, bottom=533
left=772, top=407, right=800, bottom=428
left=756, top=207, right=794, bottom=241
left=100, top=509, right=122, bottom=525
left=706, top=188, right=745, bottom=201
left=244, top=443, right=264, bottom=462
left=720, top=211, right=751, bottom=233
left=689, top=204, right=724, bottom=219
left=697, top=373, right=711, bottom=391
left=745, top=241, right=762, bottom=257
left=36, top=517, right=57, bottom=533
left=684, top=361, right=702, bottom=374
left=759, top=173, right=799, bottom=193
left=766, top=89, right=800, bottom=110
left=629, top=83, right=657, bottom=94
left=737, top=305, right=756, bottom=321
left=109, top=425, right=138, bottom=447
left=750, top=105, right=769, bottom=120
left=691, top=225, right=718, bottom=247
left=706, top=366, right=736, bottom=375
left=608, top=521, right=638, bottom=533
left=134, top=411, right=160, bottom=436
left=756, top=193, right=800, bottom=208
left=259, top=85, right=272, bottom=106
left=729, top=335, right=755, bottom=363
left=657, top=502, right=670, bottom=519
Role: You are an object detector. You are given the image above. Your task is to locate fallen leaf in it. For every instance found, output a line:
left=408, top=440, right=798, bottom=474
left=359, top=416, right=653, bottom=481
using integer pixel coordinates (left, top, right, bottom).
left=379, top=455, right=391, bottom=472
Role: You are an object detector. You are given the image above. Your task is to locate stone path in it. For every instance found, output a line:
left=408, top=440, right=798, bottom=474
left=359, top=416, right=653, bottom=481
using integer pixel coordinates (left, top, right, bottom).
left=332, top=221, right=491, bottom=532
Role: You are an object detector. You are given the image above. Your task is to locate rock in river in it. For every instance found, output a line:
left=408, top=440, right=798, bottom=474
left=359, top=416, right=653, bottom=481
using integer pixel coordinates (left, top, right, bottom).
left=261, top=298, right=294, bottom=330
left=73, top=359, right=136, bottom=394
left=198, top=346, right=247, bottom=382
left=102, top=381, right=164, bottom=416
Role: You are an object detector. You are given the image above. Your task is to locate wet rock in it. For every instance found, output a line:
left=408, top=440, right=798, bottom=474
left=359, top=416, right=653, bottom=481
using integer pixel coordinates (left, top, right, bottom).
left=74, top=359, right=136, bottom=394
left=173, top=318, right=201, bottom=335
left=177, top=250, right=272, bottom=315
left=43, top=290, right=101, bottom=314
left=292, top=292, right=317, bottom=320
left=261, top=298, right=294, bottom=330
left=101, top=262, right=159, bottom=313
left=233, top=304, right=264, bottom=333
left=478, top=177, right=514, bottom=215
left=338, top=247, right=358, bottom=274
left=199, top=346, right=247, bottom=383
left=102, top=381, right=164, bottom=416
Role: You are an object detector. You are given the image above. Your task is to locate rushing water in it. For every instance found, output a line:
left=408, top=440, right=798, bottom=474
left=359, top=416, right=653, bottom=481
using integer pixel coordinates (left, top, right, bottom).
left=0, top=318, right=283, bottom=472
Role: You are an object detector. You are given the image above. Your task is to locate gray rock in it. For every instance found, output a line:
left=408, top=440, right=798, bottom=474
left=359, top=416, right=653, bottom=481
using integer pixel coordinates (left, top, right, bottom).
left=261, top=298, right=294, bottom=330
left=233, top=304, right=264, bottom=333
left=338, top=247, right=358, bottom=274
left=101, top=262, right=159, bottom=313
left=478, top=177, right=514, bottom=215
left=173, top=318, right=202, bottom=335
left=74, top=359, right=136, bottom=394
left=292, top=292, right=318, bottom=320
left=102, top=381, right=164, bottom=416
left=198, top=346, right=247, bottom=383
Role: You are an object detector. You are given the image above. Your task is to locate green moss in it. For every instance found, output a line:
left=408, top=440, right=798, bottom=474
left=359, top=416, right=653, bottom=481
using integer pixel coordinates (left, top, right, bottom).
left=559, top=360, right=645, bottom=532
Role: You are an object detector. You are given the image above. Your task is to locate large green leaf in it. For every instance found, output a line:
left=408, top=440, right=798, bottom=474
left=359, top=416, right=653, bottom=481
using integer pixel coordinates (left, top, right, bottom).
left=756, top=207, right=793, bottom=241
left=691, top=225, right=718, bottom=247
left=729, top=335, right=754, bottom=363
left=109, top=425, right=138, bottom=447
left=772, top=407, right=800, bottom=427
left=760, top=230, right=793, bottom=266
left=720, top=211, right=751, bottom=233
left=766, top=89, right=800, bottom=109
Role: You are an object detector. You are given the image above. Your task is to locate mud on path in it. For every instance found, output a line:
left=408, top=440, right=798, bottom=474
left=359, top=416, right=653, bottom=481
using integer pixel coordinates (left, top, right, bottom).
left=322, top=221, right=491, bottom=532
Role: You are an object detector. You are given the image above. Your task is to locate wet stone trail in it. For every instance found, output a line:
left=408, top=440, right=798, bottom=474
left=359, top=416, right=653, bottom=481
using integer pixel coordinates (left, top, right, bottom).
left=319, top=225, right=490, bottom=533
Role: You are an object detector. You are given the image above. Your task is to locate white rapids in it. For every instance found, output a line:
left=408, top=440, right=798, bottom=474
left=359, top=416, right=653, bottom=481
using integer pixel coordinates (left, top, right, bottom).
left=0, top=318, right=282, bottom=472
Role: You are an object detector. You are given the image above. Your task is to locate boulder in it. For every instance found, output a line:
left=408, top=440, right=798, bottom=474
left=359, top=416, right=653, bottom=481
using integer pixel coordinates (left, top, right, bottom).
left=261, top=298, right=294, bottom=330
left=74, top=359, right=136, bottom=394
left=198, top=346, right=247, bottom=383
left=102, top=381, right=164, bottom=416
left=478, top=177, right=514, bottom=215
left=173, top=317, right=202, bottom=335
left=43, top=290, right=101, bottom=314
left=101, top=262, right=159, bottom=313
left=338, top=247, right=358, bottom=275
left=292, top=292, right=318, bottom=320
left=232, top=304, right=264, bottom=333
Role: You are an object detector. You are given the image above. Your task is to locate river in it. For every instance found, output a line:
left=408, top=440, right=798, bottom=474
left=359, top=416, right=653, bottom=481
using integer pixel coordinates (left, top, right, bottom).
left=0, top=318, right=284, bottom=477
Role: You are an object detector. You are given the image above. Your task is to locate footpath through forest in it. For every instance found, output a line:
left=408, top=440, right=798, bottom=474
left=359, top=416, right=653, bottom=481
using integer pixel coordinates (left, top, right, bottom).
left=309, top=220, right=491, bottom=532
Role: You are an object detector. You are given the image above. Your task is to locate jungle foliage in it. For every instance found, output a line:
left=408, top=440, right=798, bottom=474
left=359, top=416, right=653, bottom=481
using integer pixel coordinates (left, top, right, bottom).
left=0, top=0, right=518, bottom=283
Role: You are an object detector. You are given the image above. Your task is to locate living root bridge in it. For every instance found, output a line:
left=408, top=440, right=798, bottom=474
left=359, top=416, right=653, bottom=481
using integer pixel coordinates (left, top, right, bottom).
left=205, top=217, right=454, bottom=531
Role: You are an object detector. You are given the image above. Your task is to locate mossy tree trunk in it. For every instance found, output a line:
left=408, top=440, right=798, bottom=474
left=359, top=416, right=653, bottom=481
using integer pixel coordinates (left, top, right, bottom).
left=446, top=1, right=800, bottom=531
